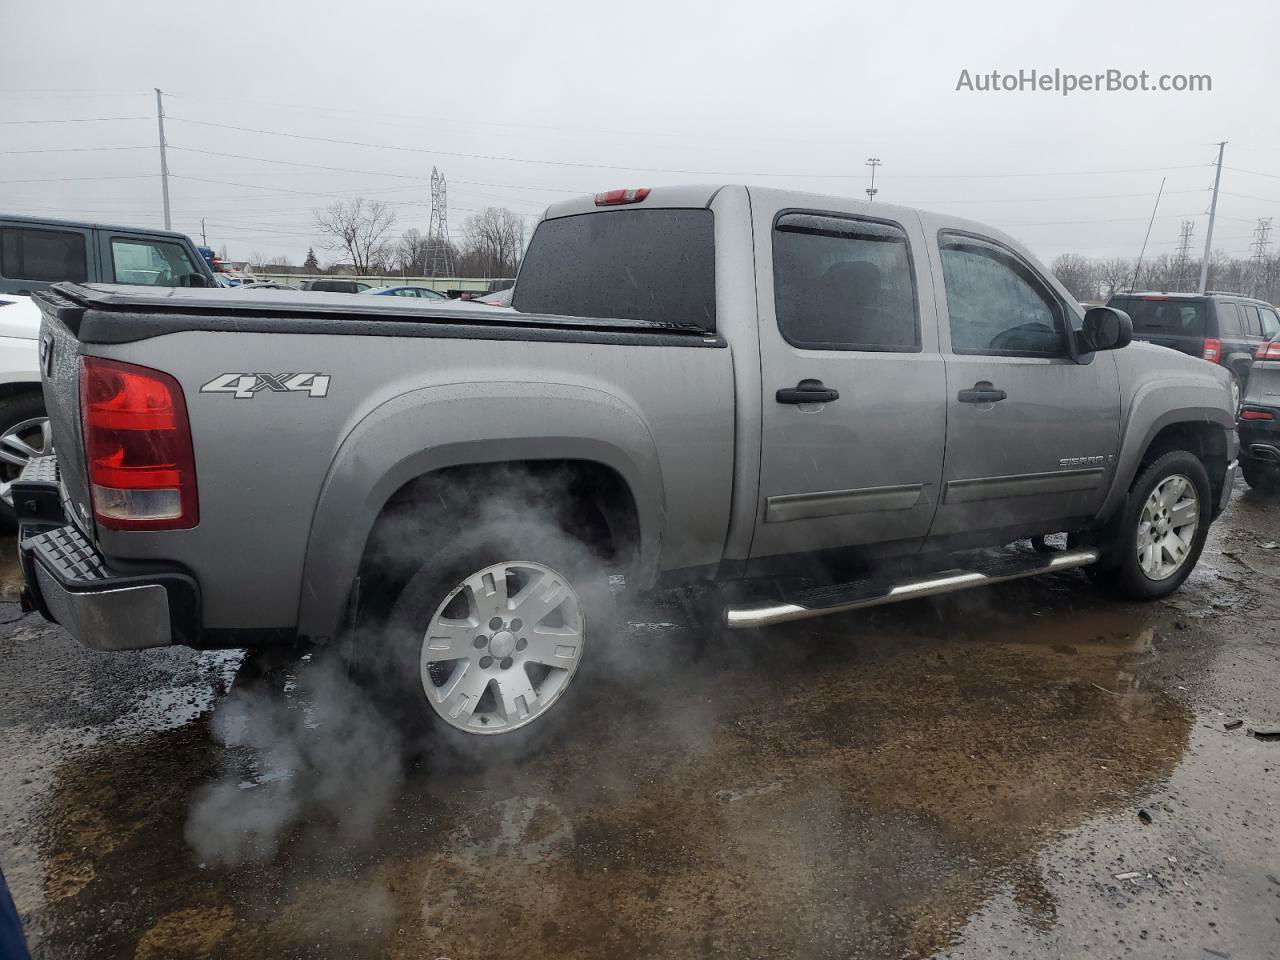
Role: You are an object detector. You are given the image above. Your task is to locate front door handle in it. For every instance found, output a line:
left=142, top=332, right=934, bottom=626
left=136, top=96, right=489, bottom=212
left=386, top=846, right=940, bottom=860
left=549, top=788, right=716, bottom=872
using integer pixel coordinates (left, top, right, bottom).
left=777, top=378, right=840, bottom=404
left=957, top=381, right=1007, bottom=404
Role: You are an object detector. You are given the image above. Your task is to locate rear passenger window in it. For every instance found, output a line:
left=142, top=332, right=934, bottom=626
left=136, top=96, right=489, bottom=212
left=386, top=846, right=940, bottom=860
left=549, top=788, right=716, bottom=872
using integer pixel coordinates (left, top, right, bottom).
left=939, top=235, right=1067, bottom=356
left=1244, top=305, right=1264, bottom=337
left=0, top=227, right=88, bottom=283
left=1217, top=303, right=1243, bottom=337
left=772, top=213, right=918, bottom=351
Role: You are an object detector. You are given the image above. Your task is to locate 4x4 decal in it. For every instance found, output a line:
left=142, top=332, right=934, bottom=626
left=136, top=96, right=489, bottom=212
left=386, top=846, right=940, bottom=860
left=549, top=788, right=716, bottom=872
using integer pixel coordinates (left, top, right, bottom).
left=200, top=373, right=331, bottom=399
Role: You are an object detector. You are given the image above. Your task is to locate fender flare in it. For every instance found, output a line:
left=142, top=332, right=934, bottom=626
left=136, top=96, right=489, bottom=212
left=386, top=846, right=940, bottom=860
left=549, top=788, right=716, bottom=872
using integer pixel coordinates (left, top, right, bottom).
left=1099, top=374, right=1234, bottom=521
left=296, top=379, right=664, bottom=639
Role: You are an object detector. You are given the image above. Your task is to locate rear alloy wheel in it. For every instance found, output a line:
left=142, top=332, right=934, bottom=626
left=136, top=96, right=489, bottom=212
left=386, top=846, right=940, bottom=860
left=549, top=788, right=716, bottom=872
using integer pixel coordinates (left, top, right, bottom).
left=1229, top=372, right=1242, bottom=412
left=421, top=560, right=585, bottom=735
left=1095, top=450, right=1211, bottom=600
left=381, top=530, right=611, bottom=753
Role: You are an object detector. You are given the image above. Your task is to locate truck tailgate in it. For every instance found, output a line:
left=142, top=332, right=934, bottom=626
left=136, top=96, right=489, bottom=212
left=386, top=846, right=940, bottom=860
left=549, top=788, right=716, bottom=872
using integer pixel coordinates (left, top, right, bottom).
left=37, top=297, right=94, bottom=534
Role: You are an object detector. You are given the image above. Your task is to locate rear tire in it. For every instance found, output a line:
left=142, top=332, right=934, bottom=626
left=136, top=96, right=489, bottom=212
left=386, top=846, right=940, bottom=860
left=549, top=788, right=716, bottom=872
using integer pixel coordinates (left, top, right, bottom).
left=1093, top=450, right=1211, bottom=600
left=373, top=527, right=614, bottom=761
left=1229, top=371, right=1242, bottom=412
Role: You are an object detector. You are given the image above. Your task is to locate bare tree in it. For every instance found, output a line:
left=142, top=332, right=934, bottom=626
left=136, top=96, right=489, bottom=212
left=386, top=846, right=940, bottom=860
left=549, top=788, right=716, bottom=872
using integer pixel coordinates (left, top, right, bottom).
left=1049, top=253, right=1097, bottom=301
left=457, top=207, right=525, bottom=278
left=1096, top=258, right=1134, bottom=297
left=396, top=228, right=430, bottom=275
left=313, top=198, right=398, bottom=275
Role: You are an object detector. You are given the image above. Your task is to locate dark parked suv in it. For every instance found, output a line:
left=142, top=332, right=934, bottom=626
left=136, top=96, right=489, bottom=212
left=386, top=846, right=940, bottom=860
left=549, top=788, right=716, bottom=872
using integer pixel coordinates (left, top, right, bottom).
left=1106, top=291, right=1280, bottom=409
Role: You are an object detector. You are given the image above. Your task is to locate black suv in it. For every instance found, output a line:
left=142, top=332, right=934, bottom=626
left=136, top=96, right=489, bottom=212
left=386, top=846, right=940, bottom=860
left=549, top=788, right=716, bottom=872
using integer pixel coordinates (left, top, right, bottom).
left=1106, top=291, right=1280, bottom=408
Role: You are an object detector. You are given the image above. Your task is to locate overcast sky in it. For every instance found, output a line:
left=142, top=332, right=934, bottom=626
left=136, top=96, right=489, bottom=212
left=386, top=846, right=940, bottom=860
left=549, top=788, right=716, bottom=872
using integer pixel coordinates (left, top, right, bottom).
left=2, top=0, right=1278, bottom=269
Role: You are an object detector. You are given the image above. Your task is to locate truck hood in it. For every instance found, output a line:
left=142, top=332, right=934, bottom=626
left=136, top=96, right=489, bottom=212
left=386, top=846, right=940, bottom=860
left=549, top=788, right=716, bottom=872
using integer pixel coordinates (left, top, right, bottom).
left=1115, top=338, right=1233, bottom=406
left=0, top=294, right=41, bottom=340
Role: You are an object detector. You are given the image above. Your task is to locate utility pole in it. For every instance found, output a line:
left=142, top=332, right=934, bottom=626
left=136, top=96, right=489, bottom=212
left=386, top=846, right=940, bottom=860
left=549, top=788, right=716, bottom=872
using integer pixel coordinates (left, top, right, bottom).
left=200, top=218, right=207, bottom=246
left=1198, top=141, right=1226, bottom=294
left=155, top=88, right=171, bottom=231
left=865, top=158, right=881, bottom=202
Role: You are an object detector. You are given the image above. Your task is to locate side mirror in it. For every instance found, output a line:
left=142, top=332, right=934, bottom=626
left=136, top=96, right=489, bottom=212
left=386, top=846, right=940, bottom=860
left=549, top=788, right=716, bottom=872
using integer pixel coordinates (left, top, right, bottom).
left=185, top=273, right=212, bottom=288
left=1078, top=306, right=1132, bottom=354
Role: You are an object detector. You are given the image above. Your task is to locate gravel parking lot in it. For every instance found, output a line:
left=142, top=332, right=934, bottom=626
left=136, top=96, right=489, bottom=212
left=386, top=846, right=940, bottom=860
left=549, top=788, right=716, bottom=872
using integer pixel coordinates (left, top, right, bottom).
left=2, top=479, right=1279, bottom=959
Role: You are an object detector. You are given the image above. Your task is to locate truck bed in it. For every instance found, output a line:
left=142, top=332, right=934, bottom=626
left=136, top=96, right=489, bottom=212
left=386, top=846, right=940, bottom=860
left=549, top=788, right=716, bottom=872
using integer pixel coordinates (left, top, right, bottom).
left=34, top=282, right=736, bottom=642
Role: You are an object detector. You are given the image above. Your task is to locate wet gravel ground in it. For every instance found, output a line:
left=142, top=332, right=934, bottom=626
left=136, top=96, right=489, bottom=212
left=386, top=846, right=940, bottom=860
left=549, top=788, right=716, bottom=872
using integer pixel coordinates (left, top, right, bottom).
left=2, top=479, right=1279, bottom=959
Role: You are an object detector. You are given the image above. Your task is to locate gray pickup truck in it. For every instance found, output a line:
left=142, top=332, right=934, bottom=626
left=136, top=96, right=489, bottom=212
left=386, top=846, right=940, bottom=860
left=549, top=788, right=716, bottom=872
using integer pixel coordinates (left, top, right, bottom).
left=18, top=185, right=1236, bottom=746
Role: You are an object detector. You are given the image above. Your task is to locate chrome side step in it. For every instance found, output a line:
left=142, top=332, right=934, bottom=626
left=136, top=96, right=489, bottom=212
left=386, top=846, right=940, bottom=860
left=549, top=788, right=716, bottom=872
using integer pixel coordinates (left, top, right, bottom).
left=723, top=547, right=1100, bottom=629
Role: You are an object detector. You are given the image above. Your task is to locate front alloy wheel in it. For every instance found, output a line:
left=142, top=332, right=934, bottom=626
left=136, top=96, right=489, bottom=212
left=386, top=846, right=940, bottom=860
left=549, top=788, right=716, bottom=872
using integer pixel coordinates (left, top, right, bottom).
left=421, top=560, right=585, bottom=735
left=1136, top=474, right=1199, bottom=581
left=1094, top=449, right=1211, bottom=600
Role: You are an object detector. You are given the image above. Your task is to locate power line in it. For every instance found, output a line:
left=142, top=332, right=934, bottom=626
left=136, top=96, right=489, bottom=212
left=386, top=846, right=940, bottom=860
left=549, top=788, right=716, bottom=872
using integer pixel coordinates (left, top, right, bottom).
left=0, top=173, right=159, bottom=184
left=163, top=118, right=1210, bottom=181
left=0, top=116, right=150, bottom=125
left=1225, top=166, right=1280, bottom=181
left=0, top=145, right=151, bottom=155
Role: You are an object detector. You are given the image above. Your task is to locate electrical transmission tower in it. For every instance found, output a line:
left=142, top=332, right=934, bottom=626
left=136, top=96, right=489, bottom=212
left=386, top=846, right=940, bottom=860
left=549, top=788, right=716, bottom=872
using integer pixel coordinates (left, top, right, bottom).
left=1250, top=217, right=1273, bottom=297
left=1172, top=220, right=1195, bottom=291
left=426, top=166, right=455, bottom=278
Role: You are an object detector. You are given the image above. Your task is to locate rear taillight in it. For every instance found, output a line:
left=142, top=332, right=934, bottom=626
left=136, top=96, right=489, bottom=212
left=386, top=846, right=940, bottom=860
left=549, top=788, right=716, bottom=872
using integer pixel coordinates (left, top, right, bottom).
left=1256, top=341, right=1280, bottom=361
left=594, top=187, right=651, bottom=206
left=80, top=356, right=198, bottom=530
left=1239, top=408, right=1275, bottom=421
left=1202, top=338, right=1222, bottom=363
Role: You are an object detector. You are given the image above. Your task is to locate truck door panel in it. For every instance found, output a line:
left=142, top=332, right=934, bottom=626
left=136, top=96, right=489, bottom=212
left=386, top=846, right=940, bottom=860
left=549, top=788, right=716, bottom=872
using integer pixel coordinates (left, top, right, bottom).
left=926, top=229, right=1120, bottom=540
left=747, top=193, right=947, bottom=560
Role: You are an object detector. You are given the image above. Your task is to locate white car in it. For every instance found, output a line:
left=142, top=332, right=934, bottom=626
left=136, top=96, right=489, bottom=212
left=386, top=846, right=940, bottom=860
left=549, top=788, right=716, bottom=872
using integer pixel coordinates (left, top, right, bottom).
left=0, top=294, right=48, bottom=524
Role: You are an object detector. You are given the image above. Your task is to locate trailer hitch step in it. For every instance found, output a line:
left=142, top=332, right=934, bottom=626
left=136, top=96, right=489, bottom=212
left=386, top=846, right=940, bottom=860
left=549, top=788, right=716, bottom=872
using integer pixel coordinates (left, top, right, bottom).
left=723, top=547, right=1100, bottom=629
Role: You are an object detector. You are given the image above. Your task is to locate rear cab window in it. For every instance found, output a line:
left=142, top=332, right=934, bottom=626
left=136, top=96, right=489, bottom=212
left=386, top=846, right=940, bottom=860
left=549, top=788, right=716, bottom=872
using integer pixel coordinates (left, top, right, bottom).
left=772, top=212, right=919, bottom=352
left=513, top=209, right=716, bottom=330
left=1108, top=296, right=1206, bottom=337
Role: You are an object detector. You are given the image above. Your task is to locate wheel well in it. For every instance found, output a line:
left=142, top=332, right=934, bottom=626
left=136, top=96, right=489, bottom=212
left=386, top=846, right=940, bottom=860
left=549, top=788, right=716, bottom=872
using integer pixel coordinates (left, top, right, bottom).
left=1134, top=422, right=1228, bottom=501
left=355, top=459, right=640, bottom=618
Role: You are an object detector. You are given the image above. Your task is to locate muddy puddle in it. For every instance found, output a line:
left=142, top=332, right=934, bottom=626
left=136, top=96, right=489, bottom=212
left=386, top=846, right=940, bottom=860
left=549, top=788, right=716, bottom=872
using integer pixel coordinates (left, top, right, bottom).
left=8, top=568, right=1203, bottom=960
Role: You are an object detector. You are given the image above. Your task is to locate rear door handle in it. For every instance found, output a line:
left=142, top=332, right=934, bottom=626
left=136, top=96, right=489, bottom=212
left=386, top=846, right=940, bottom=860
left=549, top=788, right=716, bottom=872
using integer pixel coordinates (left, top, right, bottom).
left=957, top=381, right=1007, bottom=404
left=777, top=378, right=840, bottom=404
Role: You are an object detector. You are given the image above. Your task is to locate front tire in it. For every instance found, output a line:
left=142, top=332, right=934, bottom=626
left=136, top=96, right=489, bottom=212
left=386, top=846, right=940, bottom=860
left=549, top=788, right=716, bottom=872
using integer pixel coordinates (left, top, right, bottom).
left=1095, top=450, right=1211, bottom=600
left=378, top=529, right=613, bottom=755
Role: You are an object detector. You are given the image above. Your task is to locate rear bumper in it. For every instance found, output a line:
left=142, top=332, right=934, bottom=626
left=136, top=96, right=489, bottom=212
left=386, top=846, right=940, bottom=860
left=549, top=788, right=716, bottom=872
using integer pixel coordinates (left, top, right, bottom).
left=16, top=458, right=199, bottom=651
left=1238, top=409, right=1280, bottom=464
